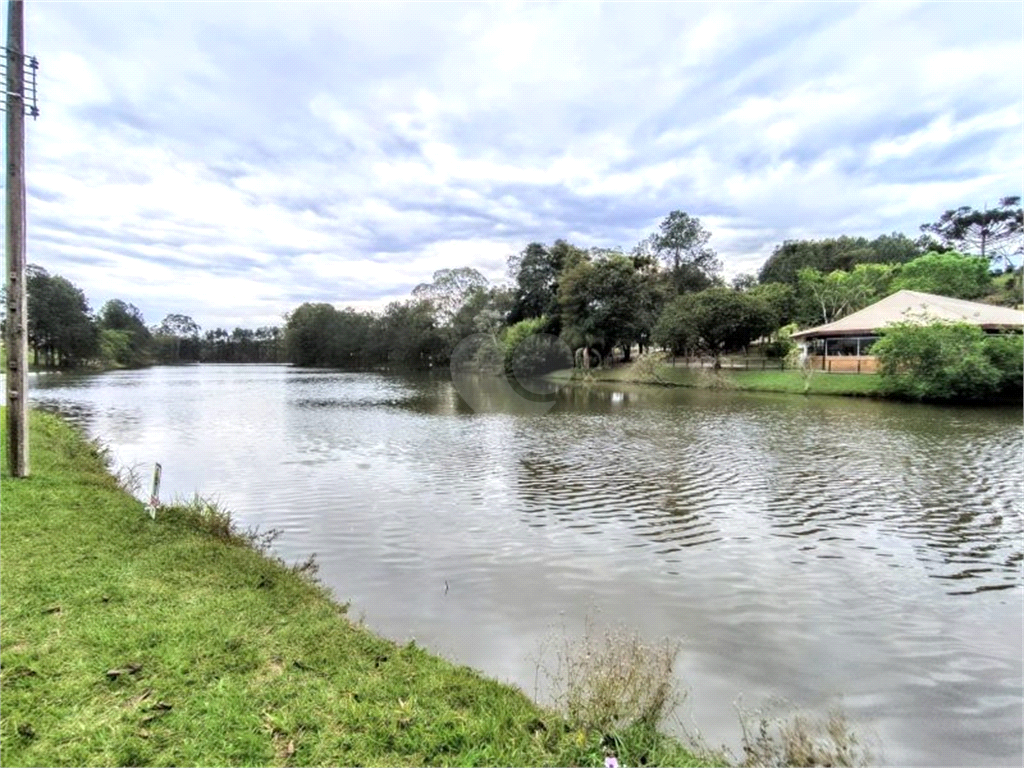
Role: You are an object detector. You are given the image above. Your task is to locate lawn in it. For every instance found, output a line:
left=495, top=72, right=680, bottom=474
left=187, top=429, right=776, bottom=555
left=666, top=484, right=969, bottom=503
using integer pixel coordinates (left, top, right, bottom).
left=549, top=362, right=884, bottom=397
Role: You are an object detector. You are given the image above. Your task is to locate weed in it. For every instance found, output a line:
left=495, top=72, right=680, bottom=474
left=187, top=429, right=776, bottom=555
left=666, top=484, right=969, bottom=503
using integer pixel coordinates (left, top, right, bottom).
left=693, top=368, right=741, bottom=390
left=736, top=698, right=873, bottom=767
left=164, top=494, right=283, bottom=554
left=114, top=461, right=146, bottom=497
left=538, top=618, right=684, bottom=733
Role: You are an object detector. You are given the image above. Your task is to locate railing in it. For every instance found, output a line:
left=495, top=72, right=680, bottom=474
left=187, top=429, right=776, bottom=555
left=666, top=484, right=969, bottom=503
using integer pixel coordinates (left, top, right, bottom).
left=667, top=356, right=786, bottom=371
left=807, top=355, right=879, bottom=374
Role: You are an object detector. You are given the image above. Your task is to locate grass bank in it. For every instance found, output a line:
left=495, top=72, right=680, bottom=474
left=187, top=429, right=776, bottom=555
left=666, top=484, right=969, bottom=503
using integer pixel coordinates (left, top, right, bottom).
left=548, top=362, right=884, bottom=398
left=0, top=409, right=711, bottom=767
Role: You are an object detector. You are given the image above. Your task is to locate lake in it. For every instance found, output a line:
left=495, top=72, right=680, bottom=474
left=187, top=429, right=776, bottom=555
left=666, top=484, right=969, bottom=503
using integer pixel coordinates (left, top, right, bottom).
left=29, top=364, right=1023, bottom=766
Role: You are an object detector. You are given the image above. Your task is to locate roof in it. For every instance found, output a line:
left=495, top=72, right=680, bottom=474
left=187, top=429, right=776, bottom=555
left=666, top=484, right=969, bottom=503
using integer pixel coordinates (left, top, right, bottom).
left=791, top=290, right=1024, bottom=340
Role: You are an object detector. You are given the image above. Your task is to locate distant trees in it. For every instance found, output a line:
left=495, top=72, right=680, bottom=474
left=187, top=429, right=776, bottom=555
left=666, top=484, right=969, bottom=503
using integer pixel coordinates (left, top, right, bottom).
left=786, top=251, right=996, bottom=327
left=196, top=326, right=282, bottom=363
left=21, top=266, right=288, bottom=370
left=283, top=299, right=449, bottom=369
left=758, top=234, right=921, bottom=286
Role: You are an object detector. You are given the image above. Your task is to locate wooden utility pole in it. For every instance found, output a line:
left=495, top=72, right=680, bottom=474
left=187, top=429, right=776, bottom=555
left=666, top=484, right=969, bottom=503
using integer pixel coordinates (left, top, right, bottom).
left=5, top=0, right=29, bottom=477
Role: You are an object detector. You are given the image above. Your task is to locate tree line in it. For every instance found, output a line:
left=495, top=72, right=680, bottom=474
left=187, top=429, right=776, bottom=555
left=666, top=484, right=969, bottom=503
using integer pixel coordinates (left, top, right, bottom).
left=7, top=196, right=1021, bottom=373
left=6, top=265, right=285, bottom=369
left=284, top=197, right=1022, bottom=371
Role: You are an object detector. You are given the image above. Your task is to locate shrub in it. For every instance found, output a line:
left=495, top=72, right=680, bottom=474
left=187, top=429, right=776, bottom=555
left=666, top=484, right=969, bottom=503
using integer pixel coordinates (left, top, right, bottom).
left=872, top=321, right=1022, bottom=401
left=763, top=323, right=799, bottom=360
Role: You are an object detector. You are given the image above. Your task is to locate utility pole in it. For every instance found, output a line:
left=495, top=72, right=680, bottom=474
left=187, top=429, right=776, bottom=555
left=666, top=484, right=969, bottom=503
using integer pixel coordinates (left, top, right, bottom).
left=4, top=0, right=33, bottom=477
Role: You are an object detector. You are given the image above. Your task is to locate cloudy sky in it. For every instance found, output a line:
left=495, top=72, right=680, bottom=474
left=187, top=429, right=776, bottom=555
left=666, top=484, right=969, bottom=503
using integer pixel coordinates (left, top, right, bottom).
left=7, top=1, right=1022, bottom=330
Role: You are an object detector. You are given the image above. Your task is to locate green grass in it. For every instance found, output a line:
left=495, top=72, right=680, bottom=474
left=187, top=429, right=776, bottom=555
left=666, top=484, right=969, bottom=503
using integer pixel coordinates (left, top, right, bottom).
left=549, top=363, right=884, bottom=397
left=0, top=409, right=712, bottom=767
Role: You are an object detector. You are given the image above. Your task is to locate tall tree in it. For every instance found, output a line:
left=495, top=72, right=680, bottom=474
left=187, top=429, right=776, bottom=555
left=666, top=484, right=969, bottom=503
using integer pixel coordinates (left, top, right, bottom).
left=920, top=197, right=1023, bottom=268
left=648, top=210, right=721, bottom=293
left=507, top=240, right=586, bottom=334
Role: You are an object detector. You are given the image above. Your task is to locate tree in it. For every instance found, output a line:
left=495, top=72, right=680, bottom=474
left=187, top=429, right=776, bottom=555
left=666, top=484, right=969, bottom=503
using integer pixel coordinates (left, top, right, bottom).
left=451, top=285, right=514, bottom=342
left=759, top=237, right=866, bottom=285
left=690, top=288, right=774, bottom=359
left=507, top=240, right=587, bottom=334
left=795, top=263, right=896, bottom=326
left=873, top=321, right=1023, bottom=401
left=284, top=303, right=340, bottom=367
left=920, top=196, right=1023, bottom=268
left=231, top=327, right=256, bottom=362
left=558, top=251, right=642, bottom=361
left=501, top=316, right=571, bottom=377
left=647, top=210, right=721, bottom=293
left=153, top=313, right=201, bottom=363
left=327, top=309, right=373, bottom=367
left=652, top=297, right=698, bottom=356
left=633, top=269, right=673, bottom=355
left=731, top=273, right=758, bottom=291
left=747, top=282, right=797, bottom=330
left=253, top=326, right=283, bottom=363
left=412, top=267, right=489, bottom=326
left=654, top=288, right=773, bottom=361
left=870, top=232, right=924, bottom=264
left=890, top=251, right=991, bottom=299
left=202, top=328, right=230, bottom=362
left=98, top=300, right=151, bottom=367
left=370, top=299, right=447, bottom=368
left=26, top=265, right=98, bottom=367
left=758, top=234, right=921, bottom=286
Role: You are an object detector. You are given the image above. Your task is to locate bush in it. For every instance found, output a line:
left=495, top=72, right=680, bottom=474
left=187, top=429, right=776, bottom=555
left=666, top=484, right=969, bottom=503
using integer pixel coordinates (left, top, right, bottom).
left=502, top=316, right=571, bottom=377
left=763, top=323, right=798, bottom=359
left=873, top=321, right=1023, bottom=401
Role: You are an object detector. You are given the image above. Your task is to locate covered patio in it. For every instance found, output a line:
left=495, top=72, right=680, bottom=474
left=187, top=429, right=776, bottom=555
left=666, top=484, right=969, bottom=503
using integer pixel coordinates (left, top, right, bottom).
left=791, top=290, right=1024, bottom=374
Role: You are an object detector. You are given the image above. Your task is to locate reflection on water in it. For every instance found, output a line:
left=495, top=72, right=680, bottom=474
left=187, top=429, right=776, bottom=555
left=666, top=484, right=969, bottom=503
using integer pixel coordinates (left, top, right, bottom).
left=29, top=365, right=1024, bottom=766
